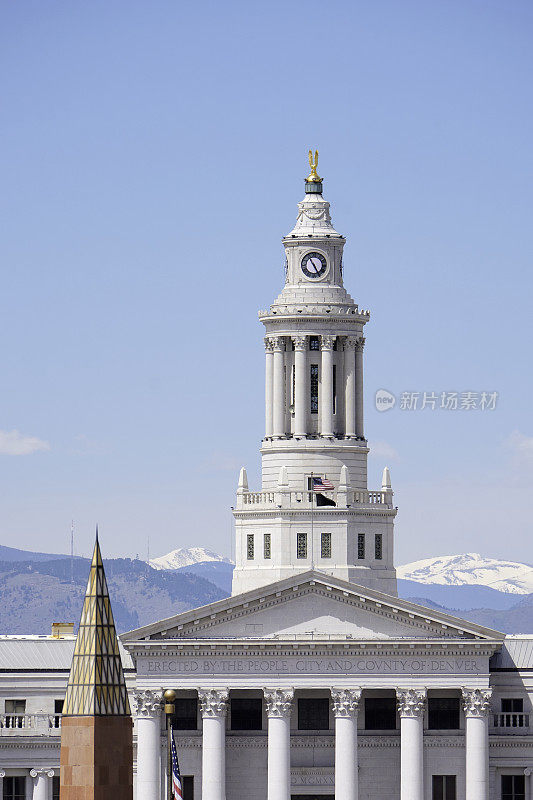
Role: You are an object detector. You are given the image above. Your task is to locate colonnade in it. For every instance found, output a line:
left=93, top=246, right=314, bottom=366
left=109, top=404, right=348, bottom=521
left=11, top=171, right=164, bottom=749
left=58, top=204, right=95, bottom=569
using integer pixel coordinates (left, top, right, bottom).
left=134, top=686, right=494, bottom=800
left=264, top=335, right=364, bottom=440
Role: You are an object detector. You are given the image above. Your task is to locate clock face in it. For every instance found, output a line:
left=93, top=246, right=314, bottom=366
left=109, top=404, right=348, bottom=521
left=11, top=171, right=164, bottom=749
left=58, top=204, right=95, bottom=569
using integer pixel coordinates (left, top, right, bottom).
left=301, top=251, right=327, bottom=279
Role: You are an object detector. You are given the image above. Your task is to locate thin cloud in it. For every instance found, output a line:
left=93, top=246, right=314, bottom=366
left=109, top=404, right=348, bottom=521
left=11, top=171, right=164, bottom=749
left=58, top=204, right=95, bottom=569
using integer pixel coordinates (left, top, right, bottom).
left=0, top=429, right=50, bottom=456
left=368, top=440, right=399, bottom=461
left=505, top=431, right=533, bottom=461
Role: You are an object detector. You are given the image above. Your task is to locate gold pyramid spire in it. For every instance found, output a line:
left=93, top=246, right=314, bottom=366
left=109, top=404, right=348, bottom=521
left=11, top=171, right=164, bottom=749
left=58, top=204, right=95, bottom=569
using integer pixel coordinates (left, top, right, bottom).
left=62, top=534, right=131, bottom=716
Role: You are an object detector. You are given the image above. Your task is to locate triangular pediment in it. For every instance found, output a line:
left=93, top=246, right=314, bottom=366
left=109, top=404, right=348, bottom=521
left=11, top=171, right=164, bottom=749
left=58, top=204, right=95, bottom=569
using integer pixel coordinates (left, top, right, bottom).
left=121, top=570, right=504, bottom=644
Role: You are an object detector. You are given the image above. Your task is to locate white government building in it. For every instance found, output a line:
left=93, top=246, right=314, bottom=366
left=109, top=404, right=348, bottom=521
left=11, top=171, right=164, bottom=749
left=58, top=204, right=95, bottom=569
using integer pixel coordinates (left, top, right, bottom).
left=0, top=159, right=532, bottom=800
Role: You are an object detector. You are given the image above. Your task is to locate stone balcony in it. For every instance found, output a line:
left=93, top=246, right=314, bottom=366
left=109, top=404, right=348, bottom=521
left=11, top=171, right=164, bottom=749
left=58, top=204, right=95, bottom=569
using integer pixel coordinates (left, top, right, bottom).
left=491, top=712, right=531, bottom=734
left=0, top=713, right=61, bottom=736
left=235, top=488, right=394, bottom=512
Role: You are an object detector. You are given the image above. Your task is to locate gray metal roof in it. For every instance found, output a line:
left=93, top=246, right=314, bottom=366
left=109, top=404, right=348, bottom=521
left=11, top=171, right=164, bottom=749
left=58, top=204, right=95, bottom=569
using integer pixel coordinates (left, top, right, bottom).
left=490, top=637, right=533, bottom=670
left=0, top=637, right=134, bottom=671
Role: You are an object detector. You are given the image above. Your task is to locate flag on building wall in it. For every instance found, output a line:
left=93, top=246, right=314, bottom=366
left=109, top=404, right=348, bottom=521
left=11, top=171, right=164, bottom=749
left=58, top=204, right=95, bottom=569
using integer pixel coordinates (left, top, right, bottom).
left=171, top=731, right=183, bottom=800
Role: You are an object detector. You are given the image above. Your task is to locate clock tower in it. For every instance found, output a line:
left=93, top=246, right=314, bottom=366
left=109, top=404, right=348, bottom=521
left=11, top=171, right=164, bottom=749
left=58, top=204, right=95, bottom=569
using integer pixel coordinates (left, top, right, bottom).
left=232, top=153, right=398, bottom=596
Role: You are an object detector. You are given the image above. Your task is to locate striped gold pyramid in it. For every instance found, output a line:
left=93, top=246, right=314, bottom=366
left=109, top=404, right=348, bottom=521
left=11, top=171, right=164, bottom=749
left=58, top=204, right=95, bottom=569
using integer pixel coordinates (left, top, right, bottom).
left=63, top=535, right=131, bottom=716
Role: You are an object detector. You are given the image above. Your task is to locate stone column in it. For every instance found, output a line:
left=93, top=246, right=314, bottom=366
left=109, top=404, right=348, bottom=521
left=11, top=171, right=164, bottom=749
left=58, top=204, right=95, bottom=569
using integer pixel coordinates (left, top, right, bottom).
left=133, top=689, right=162, bottom=800
left=293, top=336, right=307, bottom=438
left=199, top=688, right=229, bottom=800
left=397, top=689, right=426, bottom=800
left=524, top=768, right=533, bottom=800
left=355, top=337, right=365, bottom=439
left=344, top=337, right=356, bottom=438
left=264, top=338, right=274, bottom=438
left=264, top=688, right=294, bottom=800
left=320, top=336, right=335, bottom=438
left=272, top=337, right=285, bottom=439
left=331, top=688, right=361, bottom=800
left=30, top=769, right=54, bottom=800
left=462, top=688, right=492, bottom=800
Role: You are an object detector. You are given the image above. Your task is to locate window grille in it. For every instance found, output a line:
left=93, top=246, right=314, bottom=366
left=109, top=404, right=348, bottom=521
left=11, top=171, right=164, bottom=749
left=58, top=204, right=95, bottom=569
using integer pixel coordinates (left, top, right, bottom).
left=310, top=364, right=319, bottom=413
left=358, top=533, right=365, bottom=559
left=502, top=775, right=526, bottom=800
left=375, top=533, right=383, bottom=560
left=264, top=533, right=271, bottom=559
left=298, top=698, right=329, bottom=730
left=321, top=532, right=332, bottom=559
left=247, top=534, right=254, bottom=560
left=432, top=775, right=457, bottom=800
left=364, top=697, right=396, bottom=730
left=309, top=336, right=320, bottom=351
left=4, top=778, right=26, bottom=800
left=171, top=698, right=198, bottom=730
left=428, top=698, right=460, bottom=730
left=297, top=532, right=307, bottom=559
left=231, top=698, right=263, bottom=730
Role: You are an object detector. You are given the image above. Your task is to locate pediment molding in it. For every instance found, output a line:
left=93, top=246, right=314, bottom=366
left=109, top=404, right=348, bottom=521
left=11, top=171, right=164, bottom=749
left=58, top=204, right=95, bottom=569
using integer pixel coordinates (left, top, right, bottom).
left=122, top=570, right=504, bottom=645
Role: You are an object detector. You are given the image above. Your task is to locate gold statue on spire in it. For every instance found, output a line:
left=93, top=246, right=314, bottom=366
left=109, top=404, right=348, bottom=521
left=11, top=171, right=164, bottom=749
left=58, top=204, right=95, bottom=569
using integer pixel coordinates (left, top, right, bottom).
left=307, top=149, right=322, bottom=182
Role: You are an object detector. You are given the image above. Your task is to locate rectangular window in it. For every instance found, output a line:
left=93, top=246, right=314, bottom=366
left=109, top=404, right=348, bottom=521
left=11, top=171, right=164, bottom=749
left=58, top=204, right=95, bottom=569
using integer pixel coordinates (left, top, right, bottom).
left=321, top=532, right=332, bottom=559
left=310, top=364, right=319, bottom=413
left=364, top=697, right=396, bottom=730
left=231, top=698, right=263, bottom=730
left=297, top=532, right=307, bottom=559
left=5, top=699, right=25, bottom=729
left=502, top=699, right=523, bottom=712
left=183, top=776, right=194, bottom=800
left=53, top=698, right=63, bottom=728
left=502, top=775, right=525, bottom=800
left=432, top=775, right=457, bottom=800
left=247, top=534, right=254, bottom=560
left=428, top=698, right=460, bottom=730
left=4, top=777, right=26, bottom=800
left=309, top=336, right=320, bottom=351
left=375, top=533, right=383, bottom=560
left=358, top=533, right=365, bottom=559
left=332, top=364, right=337, bottom=414
left=264, top=533, right=271, bottom=559
left=298, top=698, right=329, bottom=730
left=171, top=698, right=198, bottom=730
left=52, top=777, right=60, bottom=800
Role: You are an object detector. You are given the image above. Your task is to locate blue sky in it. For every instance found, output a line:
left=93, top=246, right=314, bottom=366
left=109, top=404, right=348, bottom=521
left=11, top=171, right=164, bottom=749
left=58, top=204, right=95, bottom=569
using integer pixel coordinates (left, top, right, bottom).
left=1, top=1, right=532, bottom=564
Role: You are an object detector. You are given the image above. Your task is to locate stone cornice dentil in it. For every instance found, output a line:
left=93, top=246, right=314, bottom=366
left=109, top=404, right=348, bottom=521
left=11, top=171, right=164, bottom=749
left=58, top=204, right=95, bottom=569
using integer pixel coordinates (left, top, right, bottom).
left=198, top=688, right=229, bottom=718
left=259, top=305, right=370, bottom=320
left=331, top=688, right=362, bottom=718
left=396, top=688, right=427, bottom=718
left=132, top=688, right=162, bottom=717
left=264, top=688, right=294, bottom=718
left=461, top=688, right=493, bottom=717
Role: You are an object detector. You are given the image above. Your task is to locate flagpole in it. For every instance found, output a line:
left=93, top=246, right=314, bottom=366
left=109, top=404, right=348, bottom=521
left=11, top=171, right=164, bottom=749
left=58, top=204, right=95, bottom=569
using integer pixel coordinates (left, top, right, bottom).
left=164, top=689, right=177, bottom=800
left=310, top=472, right=314, bottom=570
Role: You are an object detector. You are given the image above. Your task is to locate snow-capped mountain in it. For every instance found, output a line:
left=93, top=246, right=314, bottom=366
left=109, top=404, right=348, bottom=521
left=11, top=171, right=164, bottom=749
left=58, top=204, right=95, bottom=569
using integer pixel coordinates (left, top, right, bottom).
left=397, top=553, right=533, bottom=595
left=150, top=547, right=233, bottom=571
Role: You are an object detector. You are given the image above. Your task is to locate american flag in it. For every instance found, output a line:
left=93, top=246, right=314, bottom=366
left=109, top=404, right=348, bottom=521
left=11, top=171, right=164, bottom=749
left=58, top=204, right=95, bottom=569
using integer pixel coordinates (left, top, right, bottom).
left=171, top=731, right=183, bottom=800
left=311, top=476, right=334, bottom=491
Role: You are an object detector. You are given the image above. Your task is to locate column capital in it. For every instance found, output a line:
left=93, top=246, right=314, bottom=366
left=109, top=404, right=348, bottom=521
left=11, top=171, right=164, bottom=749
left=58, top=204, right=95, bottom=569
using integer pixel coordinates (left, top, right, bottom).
left=321, top=335, right=336, bottom=351
left=344, top=336, right=357, bottom=350
left=30, top=769, right=55, bottom=778
left=355, top=336, right=365, bottom=352
left=132, top=688, right=162, bottom=718
left=396, top=688, right=426, bottom=718
left=461, top=688, right=492, bottom=717
left=264, top=337, right=275, bottom=353
left=264, top=688, right=294, bottom=718
left=198, top=688, right=229, bottom=718
left=292, top=335, right=307, bottom=351
left=331, top=688, right=361, bottom=718
left=271, top=336, right=285, bottom=353
left=0, top=769, right=5, bottom=778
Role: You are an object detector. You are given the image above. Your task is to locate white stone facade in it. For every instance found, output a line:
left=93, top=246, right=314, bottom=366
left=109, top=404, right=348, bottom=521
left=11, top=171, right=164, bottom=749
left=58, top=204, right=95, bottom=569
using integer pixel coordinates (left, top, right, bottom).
left=0, top=168, right=532, bottom=800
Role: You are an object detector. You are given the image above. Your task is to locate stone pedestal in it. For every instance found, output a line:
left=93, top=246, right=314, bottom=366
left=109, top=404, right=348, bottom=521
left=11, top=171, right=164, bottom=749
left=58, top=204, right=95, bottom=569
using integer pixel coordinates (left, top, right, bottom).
left=60, top=716, right=133, bottom=800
